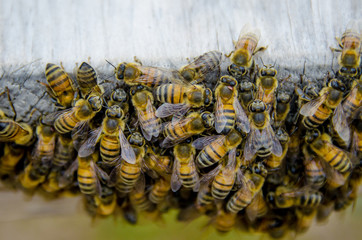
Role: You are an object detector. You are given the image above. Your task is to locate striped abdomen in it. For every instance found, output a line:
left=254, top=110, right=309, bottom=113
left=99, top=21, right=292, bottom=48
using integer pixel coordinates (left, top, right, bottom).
left=163, top=120, right=190, bottom=142
left=296, top=192, right=323, bottom=208
left=77, top=62, right=97, bottom=96
left=130, top=189, right=154, bottom=211
left=100, top=135, right=120, bottom=165
left=179, top=161, right=198, bottom=189
left=264, top=144, right=287, bottom=169
left=216, top=101, right=235, bottom=134
left=45, top=63, right=73, bottom=93
left=197, top=185, right=214, bottom=208
left=116, top=162, right=141, bottom=194
left=196, top=140, right=227, bottom=168
left=236, top=33, right=258, bottom=54
left=0, top=120, right=29, bottom=142
left=304, top=159, right=326, bottom=188
left=227, top=186, right=252, bottom=213
left=155, top=84, right=185, bottom=104
left=256, top=129, right=273, bottom=158
left=302, top=105, right=332, bottom=129
left=343, top=86, right=361, bottom=118
left=54, top=111, right=79, bottom=134
left=143, top=67, right=172, bottom=87
left=77, top=160, right=97, bottom=195
left=149, top=178, right=170, bottom=204
left=53, top=137, right=74, bottom=168
left=0, top=144, right=24, bottom=175
left=36, top=136, right=56, bottom=160
left=139, top=108, right=161, bottom=138
left=212, top=170, right=235, bottom=200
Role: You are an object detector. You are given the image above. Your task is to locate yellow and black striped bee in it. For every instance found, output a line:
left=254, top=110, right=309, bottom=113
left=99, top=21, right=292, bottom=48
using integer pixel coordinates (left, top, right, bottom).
left=295, top=208, right=317, bottom=234
left=331, top=20, right=361, bottom=78
left=213, top=206, right=237, bottom=233
left=305, top=129, right=353, bottom=174
left=108, top=88, right=129, bottom=115
left=155, top=82, right=212, bottom=122
left=238, top=80, right=255, bottom=110
left=130, top=85, right=161, bottom=141
left=267, top=186, right=323, bottom=209
left=302, top=145, right=326, bottom=189
left=144, top=147, right=173, bottom=181
left=95, top=185, right=117, bottom=216
left=351, top=113, right=362, bottom=159
left=227, top=24, right=267, bottom=72
left=244, top=191, right=268, bottom=222
left=129, top=187, right=155, bottom=212
left=171, top=139, right=199, bottom=192
left=161, top=111, right=214, bottom=148
left=43, top=63, right=76, bottom=108
left=343, top=78, right=361, bottom=121
left=300, top=78, right=349, bottom=145
left=244, top=99, right=282, bottom=161
left=264, top=128, right=289, bottom=170
left=46, top=95, right=102, bottom=135
left=255, top=65, right=278, bottom=106
left=76, top=62, right=98, bottom=98
left=52, top=134, right=75, bottom=169
left=0, top=143, right=25, bottom=176
left=272, top=89, right=291, bottom=128
left=114, top=59, right=184, bottom=88
left=78, top=105, right=135, bottom=165
left=0, top=87, right=34, bottom=146
left=109, top=132, right=145, bottom=196
left=193, top=129, right=244, bottom=169
left=214, top=75, right=250, bottom=134
left=180, top=50, right=223, bottom=84
left=149, top=178, right=171, bottom=204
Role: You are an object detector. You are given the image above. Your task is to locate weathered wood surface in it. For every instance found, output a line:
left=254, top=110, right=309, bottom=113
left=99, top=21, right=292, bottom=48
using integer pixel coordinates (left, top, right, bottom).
left=0, top=0, right=360, bottom=120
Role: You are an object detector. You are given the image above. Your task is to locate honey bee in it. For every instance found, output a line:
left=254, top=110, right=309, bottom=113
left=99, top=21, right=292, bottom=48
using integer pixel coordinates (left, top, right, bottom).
left=300, top=78, right=349, bottom=146
left=95, top=185, right=117, bottom=216
left=193, top=129, right=244, bottom=169
left=129, top=187, right=155, bottom=212
left=295, top=209, right=317, bottom=234
left=149, top=178, right=171, bottom=204
left=226, top=171, right=265, bottom=213
left=171, top=139, right=199, bottom=192
left=238, top=80, right=255, bottom=110
left=244, top=191, right=268, bottom=222
left=267, top=186, right=323, bottom=209
left=114, top=59, right=184, bottom=87
left=130, top=86, right=161, bottom=141
left=343, top=78, right=362, bottom=121
left=76, top=62, right=98, bottom=98
left=255, top=65, right=278, bottom=106
left=109, top=132, right=145, bottom=196
left=302, top=145, right=326, bottom=189
left=108, top=88, right=129, bottom=115
left=213, top=207, right=237, bottom=233
left=42, top=170, right=63, bottom=193
left=19, top=160, right=52, bottom=190
left=305, top=129, right=353, bottom=174
left=180, top=51, right=223, bottom=84
left=144, top=147, right=173, bottom=180
left=0, top=87, right=34, bottom=146
left=43, top=63, right=76, bottom=108
left=46, top=95, right=102, bottom=135
left=0, top=143, right=25, bottom=176
left=214, top=76, right=250, bottom=134
left=331, top=20, right=361, bottom=78
left=161, top=111, right=214, bottom=148
left=78, top=105, right=135, bottom=165
left=32, top=121, right=56, bottom=163
left=52, top=134, right=75, bottom=169
left=244, top=99, right=282, bottom=161
left=155, top=82, right=212, bottom=122
left=228, top=25, right=267, bottom=71
left=272, top=89, right=291, bottom=128
left=264, top=128, right=289, bottom=170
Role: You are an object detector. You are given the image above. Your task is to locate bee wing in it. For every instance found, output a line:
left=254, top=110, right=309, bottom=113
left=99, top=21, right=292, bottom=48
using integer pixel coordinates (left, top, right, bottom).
left=351, top=130, right=359, bottom=156
left=244, top=126, right=261, bottom=161
left=160, top=118, right=193, bottom=148
left=71, top=120, right=90, bottom=139
left=134, top=173, right=146, bottom=193
left=172, top=105, right=190, bottom=125
left=78, top=127, right=102, bottom=157
left=93, top=162, right=110, bottom=184
left=58, top=159, right=78, bottom=187
left=156, top=103, right=189, bottom=119
left=234, top=98, right=250, bottom=133
left=119, top=129, right=136, bottom=164
left=192, top=135, right=224, bottom=150
left=137, top=98, right=156, bottom=141
left=42, top=108, right=73, bottom=125
left=215, top=97, right=227, bottom=133
left=263, top=123, right=283, bottom=157
left=190, top=157, right=200, bottom=192
left=333, top=104, right=351, bottom=146
left=108, top=163, right=121, bottom=187
left=171, top=159, right=182, bottom=192
left=137, top=66, right=188, bottom=85
left=145, top=98, right=160, bottom=138
left=238, top=24, right=261, bottom=43
left=299, top=94, right=327, bottom=117
left=199, top=165, right=221, bottom=185
left=188, top=51, right=223, bottom=75
left=245, top=191, right=264, bottom=222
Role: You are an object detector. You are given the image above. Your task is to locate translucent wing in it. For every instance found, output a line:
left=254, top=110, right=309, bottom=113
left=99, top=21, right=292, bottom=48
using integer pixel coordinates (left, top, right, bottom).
left=171, top=105, right=190, bottom=125
left=94, top=162, right=110, bottom=184
left=42, top=108, right=73, bottom=125
left=137, top=66, right=188, bottom=85
left=300, top=94, right=327, bottom=117
left=245, top=191, right=264, bottom=222
left=194, top=51, right=223, bottom=75
left=238, top=24, right=261, bottom=44
left=78, top=127, right=102, bottom=157
left=155, top=103, right=189, bottom=119
left=160, top=118, right=193, bottom=148
left=119, top=129, right=136, bottom=164
left=190, top=157, right=200, bottom=192
left=333, top=104, right=351, bottom=147
left=263, top=123, right=283, bottom=157
left=146, top=98, right=160, bottom=138
left=234, top=97, right=250, bottom=133
left=192, top=135, right=224, bottom=150
left=58, top=159, right=78, bottom=187
left=351, top=130, right=359, bottom=156
left=108, top=163, right=121, bottom=187
left=90, top=161, right=102, bottom=196
left=134, top=173, right=146, bottom=193
left=244, top=126, right=261, bottom=161
left=215, top=97, right=227, bottom=133
left=138, top=98, right=157, bottom=141
left=199, top=165, right=221, bottom=185
left=171, top=159, right=182, bottom=192
left=71, top=120, right=90, bottom=139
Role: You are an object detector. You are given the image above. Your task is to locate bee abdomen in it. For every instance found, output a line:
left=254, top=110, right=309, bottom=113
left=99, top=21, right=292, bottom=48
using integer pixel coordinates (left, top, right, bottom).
left=54, top=113, right=78, bottom=134
left=100, top=136, right=120, bottom=164
left=155, top=84, right=184, bottom=104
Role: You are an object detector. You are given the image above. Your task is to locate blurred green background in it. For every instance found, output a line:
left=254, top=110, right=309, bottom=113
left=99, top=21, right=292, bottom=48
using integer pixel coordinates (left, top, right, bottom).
left=0, top=188, right=361, bottom=240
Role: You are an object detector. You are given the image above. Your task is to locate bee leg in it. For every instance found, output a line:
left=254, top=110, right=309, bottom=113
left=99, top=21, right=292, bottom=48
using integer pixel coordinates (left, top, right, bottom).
left=1, top=86, right=17, bottom=121
left=225, top=51, right=234, bottom=58
left=330, top=47, right=342, bottom=53
left=134, top=56, right=143, bottom=65
left=60, top=61, right=65, bottom=70
left=335, top=37, right=344, bottom=49
left=253, top=46, right=268, bottom=55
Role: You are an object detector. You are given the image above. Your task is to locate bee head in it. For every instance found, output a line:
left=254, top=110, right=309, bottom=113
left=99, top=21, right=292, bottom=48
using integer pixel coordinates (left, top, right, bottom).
left=251, top=162, right=268, bottom=178
left=275, top=128, right=289, bottom=144
left=115, top=62, right=127, bottom=80
left=339, top=66, right=358, bottom=77
left=240, top=80, right=254, bottom=92
left=203, top=88, right=213, bottom=106
left=88, top=96, right=103, bottom=112
left=180, top=68, right=196, bottom=82
left=276, top=91, right=290, bottom=103
left=227, top=64, right=246, bottom=78
left=248, top=99, right=266, bottom=113
left=111, top=88, right=128, bottom=103
left=200, top=111, right=214, bottom=129
left=106, top=105, right=123, bottom=119
left=220, top=75, right=237, bottom=87
left=128, top=132, right=145, bottom=147
left=259, top=67, right=277, bottom=77
left=305, top=129, right=320, bottom=143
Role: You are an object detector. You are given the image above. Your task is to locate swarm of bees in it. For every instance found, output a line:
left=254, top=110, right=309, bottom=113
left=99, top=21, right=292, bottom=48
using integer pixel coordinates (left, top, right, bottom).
left=0, top=22, right=361, bottom=238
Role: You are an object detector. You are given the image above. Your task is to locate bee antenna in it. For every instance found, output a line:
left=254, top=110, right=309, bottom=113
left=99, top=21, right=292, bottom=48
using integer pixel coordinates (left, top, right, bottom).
left=126, top=124, right=132, bottom=134
left=272, top=59, right=277, bottom=68
left=260, top=57, right=266, bottom=68
left=105, top=59, right=116, bottom=69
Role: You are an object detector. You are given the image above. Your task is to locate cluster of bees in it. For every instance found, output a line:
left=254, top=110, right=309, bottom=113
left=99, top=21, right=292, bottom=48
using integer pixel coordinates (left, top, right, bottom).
left=0, top=23, right=361, bottom=238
